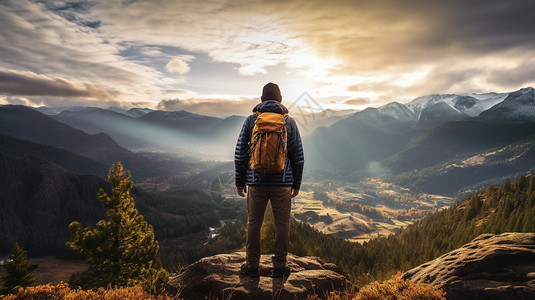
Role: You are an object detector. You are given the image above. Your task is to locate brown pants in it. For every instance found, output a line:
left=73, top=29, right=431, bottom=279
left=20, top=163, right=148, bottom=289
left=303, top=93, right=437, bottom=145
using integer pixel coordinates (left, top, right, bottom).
left=246, top=185, right=292, bottom=269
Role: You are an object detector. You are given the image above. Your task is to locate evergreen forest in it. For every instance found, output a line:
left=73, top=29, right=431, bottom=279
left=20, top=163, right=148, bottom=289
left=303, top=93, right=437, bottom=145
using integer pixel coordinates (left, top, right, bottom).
left=205, top=174, right=535, bottom=285
left=2, top=130, right=534, bottom=292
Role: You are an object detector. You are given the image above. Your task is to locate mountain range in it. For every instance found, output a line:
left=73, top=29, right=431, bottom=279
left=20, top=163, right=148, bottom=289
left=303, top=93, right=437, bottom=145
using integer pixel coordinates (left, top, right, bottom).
left=35, top=105, right=354, bottom=159
left=37, top=106, right=245, bottom=159
left=306, top=87, right=535, bottom=195
left=0, top=105, right=198, bottom=181
left=1, top=86, right=535, bottom=285
left=2, top=86, right=535, bottom=196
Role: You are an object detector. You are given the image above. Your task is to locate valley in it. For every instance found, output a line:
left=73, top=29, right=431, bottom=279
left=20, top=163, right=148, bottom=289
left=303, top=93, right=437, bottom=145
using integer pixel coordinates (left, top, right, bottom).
left=293, top=179, right=453, bottom=243
left=1, top=86, right=535, bottom=290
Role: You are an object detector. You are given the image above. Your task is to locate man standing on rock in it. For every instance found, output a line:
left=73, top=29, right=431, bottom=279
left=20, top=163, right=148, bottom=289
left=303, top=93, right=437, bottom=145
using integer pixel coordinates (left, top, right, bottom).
left=235, top=82, right=304, bottom=278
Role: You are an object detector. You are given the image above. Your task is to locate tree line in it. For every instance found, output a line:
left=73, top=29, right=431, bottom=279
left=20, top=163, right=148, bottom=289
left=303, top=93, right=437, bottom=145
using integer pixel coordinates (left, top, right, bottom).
left=203, top=174, right=535, bottom=286
left=0, top=152, right=224, bottom=256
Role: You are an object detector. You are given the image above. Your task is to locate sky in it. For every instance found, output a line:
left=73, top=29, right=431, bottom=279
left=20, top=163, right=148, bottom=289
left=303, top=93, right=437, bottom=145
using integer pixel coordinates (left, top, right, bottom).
left=1, top=0, right=535, bottom=116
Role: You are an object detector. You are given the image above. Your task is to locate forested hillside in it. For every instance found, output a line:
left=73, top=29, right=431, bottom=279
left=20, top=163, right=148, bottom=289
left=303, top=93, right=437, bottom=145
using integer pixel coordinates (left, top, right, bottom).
left=0, top=106, right=194, bottom=181
left=0, top=150, right=223, bottom=258
left=208, top=174, right=535, bottom=285
left=0, top=134, right=107, bottom=176
left=0, top=105, right=130, bottom=165
left=303, top=88, right=535, bottom=196
left=387, top=139, right=535, bottom=195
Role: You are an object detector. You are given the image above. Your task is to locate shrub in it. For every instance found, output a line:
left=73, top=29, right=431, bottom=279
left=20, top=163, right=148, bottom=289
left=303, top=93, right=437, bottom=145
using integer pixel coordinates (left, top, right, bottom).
left=309, top=273, right=445, bottom=300
left=1, top=283, right=176, bottom=300
left=352, top=274, right=445, bottom=300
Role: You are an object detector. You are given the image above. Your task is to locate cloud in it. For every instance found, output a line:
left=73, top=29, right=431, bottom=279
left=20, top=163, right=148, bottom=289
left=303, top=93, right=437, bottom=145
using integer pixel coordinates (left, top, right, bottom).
left=156, top=97, right=259, bottom=117
left=0, top=96, right=29, bottom=106
left=343, top=98, right=371, bottom=106
left=0, top=0, right=170, bottom=104
left=275, top=0, right=535, bottom=100
left=0, top=69, right=112, bottom=99
left=163, top=89, right=191, bottom=94
left=92, top=1, right=295, bottom=76
left=94, top=0, right=535, bottom=73
left=165, top=57, right=192, bottom=74
left=95, top=0, right=535, bottom=101
left=281, top=0, right=535, bottom=71
left=0, top=94, right=126, bottom=108
left=2, top=0, right=535, bottom=109
left=486, top=57, right=535, bottom=89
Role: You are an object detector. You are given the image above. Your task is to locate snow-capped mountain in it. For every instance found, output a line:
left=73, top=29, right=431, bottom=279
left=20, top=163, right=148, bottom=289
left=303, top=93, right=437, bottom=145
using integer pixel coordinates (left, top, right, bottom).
left=455, top=93, right=509, bottom=116
left=405, top=94, right=458, bottom=118
left=405, top=92, right=508, bottom=118
left=478, top=87, right=535, bottom=122
left=370, top=92, right=507, bottom=129
left=416, top=102, right=469, bottom=128
left=376, top=102, right=417, bottom=122
left=305, top=86, right=535, bottom=180
left=337, top=89, right=516, bottom=131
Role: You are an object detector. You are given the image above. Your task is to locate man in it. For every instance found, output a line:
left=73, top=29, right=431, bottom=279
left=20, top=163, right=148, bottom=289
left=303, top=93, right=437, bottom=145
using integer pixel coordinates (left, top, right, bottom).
left=235, top=82, right=304, bottom=278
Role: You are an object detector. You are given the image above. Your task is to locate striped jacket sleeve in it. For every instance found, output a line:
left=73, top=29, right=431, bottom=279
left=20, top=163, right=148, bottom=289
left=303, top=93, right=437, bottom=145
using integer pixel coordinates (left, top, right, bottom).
left=235, top=115, right=253, bottom=187
left=287, top=116, right=304, bottom=189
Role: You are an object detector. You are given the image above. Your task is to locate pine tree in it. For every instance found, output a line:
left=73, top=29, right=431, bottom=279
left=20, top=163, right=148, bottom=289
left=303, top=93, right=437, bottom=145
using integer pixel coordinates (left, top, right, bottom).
left=1, top=242, right=36, bottom=294
left=67, top=162, right=169, bottom=294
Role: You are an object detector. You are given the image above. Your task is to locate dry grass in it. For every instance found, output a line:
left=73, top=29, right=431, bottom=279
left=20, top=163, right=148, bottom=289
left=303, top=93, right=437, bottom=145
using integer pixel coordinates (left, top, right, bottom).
left=307, top=273, right=445, bottom=300
left=1, top=274, right=444, bottom=300
left=31, top=257, right=89, bottom=285
left=1, top=283, right=180, bottom=300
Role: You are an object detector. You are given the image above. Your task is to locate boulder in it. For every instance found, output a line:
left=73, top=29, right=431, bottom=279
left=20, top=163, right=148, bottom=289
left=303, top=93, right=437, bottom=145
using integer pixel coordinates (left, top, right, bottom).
left=402, top=232, right=535, bottom=300
left=164, top=252, right=352, bottom=300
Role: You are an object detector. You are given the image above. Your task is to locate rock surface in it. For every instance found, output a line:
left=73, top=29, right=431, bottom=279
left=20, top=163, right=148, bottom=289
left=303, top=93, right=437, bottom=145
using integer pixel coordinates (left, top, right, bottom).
left=402, top=232, right=535, bottom=300
left=164, top=252, right=351, bottom=300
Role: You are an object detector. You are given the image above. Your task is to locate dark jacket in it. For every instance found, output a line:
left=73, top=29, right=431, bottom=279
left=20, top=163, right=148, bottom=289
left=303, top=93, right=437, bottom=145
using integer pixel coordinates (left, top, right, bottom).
left=235, top=100, right=304, bottom=190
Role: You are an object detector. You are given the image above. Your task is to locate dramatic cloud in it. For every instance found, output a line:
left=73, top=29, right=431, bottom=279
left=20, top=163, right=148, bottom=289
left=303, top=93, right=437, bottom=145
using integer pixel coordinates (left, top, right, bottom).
left=486, top=57, right=535, bottom=88
left=2, top=0, right=535, bottom=109
left=90, top=0, right=535, bottom=102
left=281, top=0, right=535, bottom=71
left=93, top=0, right=295, bottom=76
left=165, top=57, right=192, bottom=74
left=0, top=96, right=28, bottom=106
left=0, top=69, right=112, bottom=99
left=0, top=0, right=171, bottom=104
left=156, top=98, right=259, bottom=117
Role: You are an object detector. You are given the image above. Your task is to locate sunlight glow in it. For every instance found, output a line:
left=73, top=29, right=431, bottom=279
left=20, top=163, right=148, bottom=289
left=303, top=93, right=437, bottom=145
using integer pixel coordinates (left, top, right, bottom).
left=392, top=66, right=431, bottom=87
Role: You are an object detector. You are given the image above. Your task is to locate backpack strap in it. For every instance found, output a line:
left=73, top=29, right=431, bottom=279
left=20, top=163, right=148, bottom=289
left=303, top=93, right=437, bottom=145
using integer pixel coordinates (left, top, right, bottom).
left=254, top=111, right=288, bottom=117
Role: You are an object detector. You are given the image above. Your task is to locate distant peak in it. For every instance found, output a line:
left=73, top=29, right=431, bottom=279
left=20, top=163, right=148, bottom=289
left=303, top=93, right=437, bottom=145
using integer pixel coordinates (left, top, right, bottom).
left=518, top=86, right=534, bottom=93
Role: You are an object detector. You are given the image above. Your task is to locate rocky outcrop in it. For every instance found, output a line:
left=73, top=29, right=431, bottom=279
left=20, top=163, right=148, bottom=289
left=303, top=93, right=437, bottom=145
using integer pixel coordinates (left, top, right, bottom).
left=164, top=252, right=352, bottom=300
left=402, top=232, right=535, bottom=300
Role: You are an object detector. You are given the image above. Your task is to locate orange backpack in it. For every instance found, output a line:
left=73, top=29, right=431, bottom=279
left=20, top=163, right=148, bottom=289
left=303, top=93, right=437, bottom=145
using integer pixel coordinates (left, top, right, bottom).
left=249, top=111, right=288, bottom=174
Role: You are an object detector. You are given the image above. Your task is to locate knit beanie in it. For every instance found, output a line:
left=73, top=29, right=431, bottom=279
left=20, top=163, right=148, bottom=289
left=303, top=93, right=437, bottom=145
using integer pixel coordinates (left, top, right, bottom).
left=261, top=82, right=282, bottom=102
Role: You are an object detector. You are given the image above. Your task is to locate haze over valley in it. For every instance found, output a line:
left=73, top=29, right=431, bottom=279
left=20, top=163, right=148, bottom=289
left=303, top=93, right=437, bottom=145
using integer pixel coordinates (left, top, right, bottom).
left=2, top=86, right=535, bottom=251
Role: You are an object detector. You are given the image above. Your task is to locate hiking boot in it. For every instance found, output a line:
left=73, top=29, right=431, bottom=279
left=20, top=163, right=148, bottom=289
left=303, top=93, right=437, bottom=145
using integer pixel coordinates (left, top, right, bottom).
left=272, top=266, right=291, bottom=278
left=240, top=263, right=259, bottom=277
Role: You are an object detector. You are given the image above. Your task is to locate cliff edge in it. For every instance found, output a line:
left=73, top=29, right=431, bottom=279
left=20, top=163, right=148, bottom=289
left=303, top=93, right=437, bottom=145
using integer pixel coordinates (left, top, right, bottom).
left=402, top=232, right=535, bottom=300
left=164, top=252, right=351, bottom=300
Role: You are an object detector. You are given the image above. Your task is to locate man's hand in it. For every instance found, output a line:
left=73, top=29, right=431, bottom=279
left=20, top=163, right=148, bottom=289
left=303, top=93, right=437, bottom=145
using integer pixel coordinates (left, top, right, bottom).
left=237, top=186, right=247, bottom=197
left=291, top=188, right=299, bottom=198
